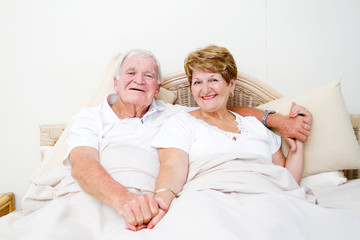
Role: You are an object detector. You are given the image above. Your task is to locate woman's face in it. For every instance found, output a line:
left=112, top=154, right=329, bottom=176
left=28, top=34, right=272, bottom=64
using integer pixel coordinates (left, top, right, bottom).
left=191, top=69, right=235, bottom=113
left=114, top=55, right=160, bottom=107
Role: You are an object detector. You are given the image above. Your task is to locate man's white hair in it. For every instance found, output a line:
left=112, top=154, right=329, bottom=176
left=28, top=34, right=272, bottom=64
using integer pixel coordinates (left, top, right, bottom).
left=113, top=49, right=162, bottom=84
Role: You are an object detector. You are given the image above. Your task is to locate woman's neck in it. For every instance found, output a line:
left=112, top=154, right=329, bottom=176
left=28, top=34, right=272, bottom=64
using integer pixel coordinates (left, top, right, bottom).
left=192, top=108, right=239, bottom=134
left=197, top=108, right=233, bottom=121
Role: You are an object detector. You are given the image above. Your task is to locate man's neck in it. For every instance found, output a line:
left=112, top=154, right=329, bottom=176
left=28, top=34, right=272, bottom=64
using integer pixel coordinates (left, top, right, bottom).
left=111, top=99, right=150, bottom=119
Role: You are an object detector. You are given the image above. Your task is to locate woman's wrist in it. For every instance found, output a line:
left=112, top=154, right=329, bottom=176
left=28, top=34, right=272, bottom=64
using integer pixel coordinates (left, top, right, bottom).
left=154, top=190, right=177, bottom=211
left=154, top=188, right=177, bottom=197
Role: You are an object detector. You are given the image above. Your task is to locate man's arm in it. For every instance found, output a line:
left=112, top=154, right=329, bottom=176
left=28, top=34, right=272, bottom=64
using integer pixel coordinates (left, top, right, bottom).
left=228, top=106, right=312, bottom=151
left=69, top=146, right=159, bottom=231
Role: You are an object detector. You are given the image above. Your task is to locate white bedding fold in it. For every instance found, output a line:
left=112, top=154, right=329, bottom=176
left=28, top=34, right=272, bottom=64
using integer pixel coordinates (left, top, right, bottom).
left=182, top=152, right=315, bottom=202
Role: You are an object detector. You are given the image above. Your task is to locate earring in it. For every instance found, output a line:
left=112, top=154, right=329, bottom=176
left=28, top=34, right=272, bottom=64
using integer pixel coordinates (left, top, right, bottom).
left=230, top=92, right=234, bottom=98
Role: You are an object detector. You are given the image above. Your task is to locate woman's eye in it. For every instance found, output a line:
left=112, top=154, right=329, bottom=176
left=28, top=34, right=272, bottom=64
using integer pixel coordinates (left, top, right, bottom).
left=193, top=81, right=201, bottom=85
left=210, top=78, right=218, bottom=82
left=127, top=72, right=135, bottom=75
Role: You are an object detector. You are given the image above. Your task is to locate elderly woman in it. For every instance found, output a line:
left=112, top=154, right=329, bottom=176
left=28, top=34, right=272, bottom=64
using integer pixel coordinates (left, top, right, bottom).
left=134, top=45, right=360, bottom=239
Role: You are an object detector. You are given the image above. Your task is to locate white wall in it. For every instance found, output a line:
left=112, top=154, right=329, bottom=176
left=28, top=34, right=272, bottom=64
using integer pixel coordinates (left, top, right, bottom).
left=0, top=0, right=359, bottom=210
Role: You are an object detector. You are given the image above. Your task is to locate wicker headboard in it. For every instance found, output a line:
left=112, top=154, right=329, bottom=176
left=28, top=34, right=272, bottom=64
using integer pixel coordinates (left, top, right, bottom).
left=162, top=71, right=283, bottom=108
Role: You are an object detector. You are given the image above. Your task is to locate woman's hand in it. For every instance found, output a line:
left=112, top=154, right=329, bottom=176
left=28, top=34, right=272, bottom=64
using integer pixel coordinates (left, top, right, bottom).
left=285, top=102, right=312, bottom=151
left=147, top=191, right=176, bottom=229
left=289, top=101, right=312, bottom=120
left=271, top=102, right=312, bottom=152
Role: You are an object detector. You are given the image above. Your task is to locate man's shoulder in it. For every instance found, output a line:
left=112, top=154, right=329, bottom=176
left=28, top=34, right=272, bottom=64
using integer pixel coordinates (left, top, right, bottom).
left=72, top=105, right=102, bottom=123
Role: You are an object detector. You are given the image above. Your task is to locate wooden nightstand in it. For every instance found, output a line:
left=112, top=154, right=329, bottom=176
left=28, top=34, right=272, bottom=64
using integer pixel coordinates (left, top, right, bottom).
left=0, top=192, right=15, bottom=217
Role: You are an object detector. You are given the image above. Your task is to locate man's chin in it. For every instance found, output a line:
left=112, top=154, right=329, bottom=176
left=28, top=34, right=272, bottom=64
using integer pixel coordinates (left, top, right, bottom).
left=129, top=97, right=153, bottom=107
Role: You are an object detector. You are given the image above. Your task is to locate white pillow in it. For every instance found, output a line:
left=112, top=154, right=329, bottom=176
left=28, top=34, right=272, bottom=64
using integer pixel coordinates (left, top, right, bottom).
left=257, top=79, right=360, bottom=177
left=155, top=87, right=177, bottom=104
left=300, top=171, right=347, bottom=191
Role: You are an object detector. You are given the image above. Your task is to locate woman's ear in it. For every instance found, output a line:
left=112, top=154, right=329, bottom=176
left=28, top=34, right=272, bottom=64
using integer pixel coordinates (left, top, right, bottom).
left=229, top=79, right=236, bottom=93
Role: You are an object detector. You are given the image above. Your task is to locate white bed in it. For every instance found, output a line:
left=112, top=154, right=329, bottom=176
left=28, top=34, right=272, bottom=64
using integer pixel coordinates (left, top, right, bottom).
left=1, top=58, right=359, bottom=239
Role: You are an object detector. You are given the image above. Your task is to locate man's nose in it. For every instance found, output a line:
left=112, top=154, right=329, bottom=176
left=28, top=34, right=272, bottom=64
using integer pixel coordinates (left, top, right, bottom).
left=134, top=74, right=145, bottom=84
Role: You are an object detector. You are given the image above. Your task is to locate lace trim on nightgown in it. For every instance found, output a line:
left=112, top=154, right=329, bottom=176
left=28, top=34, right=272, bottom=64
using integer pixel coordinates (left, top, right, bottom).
left=188, top=111, right=249, bottom=142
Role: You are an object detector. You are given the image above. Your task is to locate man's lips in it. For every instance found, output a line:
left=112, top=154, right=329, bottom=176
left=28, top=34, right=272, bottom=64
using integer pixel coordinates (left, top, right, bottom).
left=201, top=95, right=217, bottom=100
left=129, top=88, right=146, bottom=93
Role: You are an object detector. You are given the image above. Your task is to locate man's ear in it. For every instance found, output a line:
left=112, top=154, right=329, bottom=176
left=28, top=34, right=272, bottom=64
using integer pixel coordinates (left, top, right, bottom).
left=154, top=83, right=161, bottom=96
left=113, top=77, right=118, bottom=90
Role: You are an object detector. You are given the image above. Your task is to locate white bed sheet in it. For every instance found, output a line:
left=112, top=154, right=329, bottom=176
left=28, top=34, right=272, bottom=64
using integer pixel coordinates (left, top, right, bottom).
left=313, top=179, right=360, bottom=217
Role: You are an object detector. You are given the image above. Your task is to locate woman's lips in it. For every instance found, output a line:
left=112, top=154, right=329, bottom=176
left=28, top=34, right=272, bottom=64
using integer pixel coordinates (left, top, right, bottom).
left=202, top=95, right=216, bottom=100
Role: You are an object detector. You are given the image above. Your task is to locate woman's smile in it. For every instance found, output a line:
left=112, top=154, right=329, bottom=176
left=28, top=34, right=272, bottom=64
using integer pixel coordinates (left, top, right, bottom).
left=202, top=94, right=217, bottom=100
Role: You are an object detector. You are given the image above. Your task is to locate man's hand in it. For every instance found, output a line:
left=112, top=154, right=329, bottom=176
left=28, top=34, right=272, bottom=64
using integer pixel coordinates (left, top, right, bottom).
left=117, top=191, right=159, bottom=231
left=269, top=102, right=312, bottom=151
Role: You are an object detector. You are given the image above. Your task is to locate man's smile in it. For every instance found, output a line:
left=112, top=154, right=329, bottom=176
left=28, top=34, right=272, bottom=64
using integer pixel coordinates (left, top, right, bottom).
left=129, top=88, right=146, bottom=93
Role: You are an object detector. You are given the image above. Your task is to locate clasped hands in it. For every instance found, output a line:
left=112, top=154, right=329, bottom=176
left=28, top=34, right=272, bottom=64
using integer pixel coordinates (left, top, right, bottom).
left=280, top=102, right=313, bottom=151
left=117, top=191, right=172, bottom=231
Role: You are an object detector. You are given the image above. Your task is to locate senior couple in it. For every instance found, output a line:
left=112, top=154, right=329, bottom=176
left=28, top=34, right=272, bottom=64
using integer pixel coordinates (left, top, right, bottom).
left=68, top=45, right=313, bottom=234
left=0, top=45, right=315, bottom=240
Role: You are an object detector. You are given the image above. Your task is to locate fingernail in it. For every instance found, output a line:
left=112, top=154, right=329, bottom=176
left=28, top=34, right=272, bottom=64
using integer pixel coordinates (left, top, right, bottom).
left=148, top=225, right=154, bottom=229
left=289, top=113, right=295, bottom=117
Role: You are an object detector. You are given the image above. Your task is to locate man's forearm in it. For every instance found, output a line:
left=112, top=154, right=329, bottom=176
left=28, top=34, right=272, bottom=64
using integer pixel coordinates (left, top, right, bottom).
left=70, top=147, right=128, bottom=211
left=228, top=106, right=265, bottom=123
left=228, top=106, right=283, bottom=129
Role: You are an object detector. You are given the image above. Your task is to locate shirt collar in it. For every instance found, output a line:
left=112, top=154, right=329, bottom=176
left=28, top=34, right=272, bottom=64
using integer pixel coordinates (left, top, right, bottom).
left=102, top=93, right=167, bottom=122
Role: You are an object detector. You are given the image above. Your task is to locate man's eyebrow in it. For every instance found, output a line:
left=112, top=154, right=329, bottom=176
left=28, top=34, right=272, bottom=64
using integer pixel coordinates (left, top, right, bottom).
left=125, top=67, right=136, bottom=72
left=145, top=70, right=156, bottom=76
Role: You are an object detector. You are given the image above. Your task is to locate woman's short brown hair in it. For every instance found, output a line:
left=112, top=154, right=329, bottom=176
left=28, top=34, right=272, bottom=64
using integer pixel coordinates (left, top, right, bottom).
left=184, top=45, right=238, bottom=84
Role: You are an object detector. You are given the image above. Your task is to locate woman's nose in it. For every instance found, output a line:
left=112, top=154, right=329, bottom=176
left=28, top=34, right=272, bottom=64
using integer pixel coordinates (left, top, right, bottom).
left=201, top=83, right=211, bottom=94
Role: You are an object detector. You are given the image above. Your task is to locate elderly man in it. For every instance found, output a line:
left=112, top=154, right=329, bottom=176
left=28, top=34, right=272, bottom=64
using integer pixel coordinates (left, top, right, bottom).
left=67, top=49, right=311, bottom=232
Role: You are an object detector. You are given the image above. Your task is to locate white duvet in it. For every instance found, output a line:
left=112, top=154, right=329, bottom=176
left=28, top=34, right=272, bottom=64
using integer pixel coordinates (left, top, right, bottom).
left=103, top=151, right=360, bottom=240
left=1, top=147, right=359, bottom=240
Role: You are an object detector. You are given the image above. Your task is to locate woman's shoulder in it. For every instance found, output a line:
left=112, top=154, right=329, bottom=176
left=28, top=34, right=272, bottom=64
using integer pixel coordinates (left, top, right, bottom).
left=164, top=109, right=192, bottom=123
left=231, top=111, right=267, bottom=130
left=188, top=109, right=201, bottom=117
left=231, top=111, right=259, bottom=123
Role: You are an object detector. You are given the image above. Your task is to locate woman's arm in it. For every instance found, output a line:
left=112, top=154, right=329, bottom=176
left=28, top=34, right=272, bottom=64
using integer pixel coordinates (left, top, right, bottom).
left=147, top=148, right=189, bottom=229
left=272, top=140, right=304, bottom=184
left=271, top=102, right=310, bottom=184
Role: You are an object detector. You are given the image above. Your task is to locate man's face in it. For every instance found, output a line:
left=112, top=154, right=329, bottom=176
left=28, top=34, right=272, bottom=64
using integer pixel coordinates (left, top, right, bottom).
left=114, top=55, right=160, bottom=107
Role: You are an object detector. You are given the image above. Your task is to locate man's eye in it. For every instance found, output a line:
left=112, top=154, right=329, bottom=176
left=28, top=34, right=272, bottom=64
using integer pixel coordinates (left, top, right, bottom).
left=127, top=72, right=135, bottom=75
left=145, top=74, right=154, bottom=78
